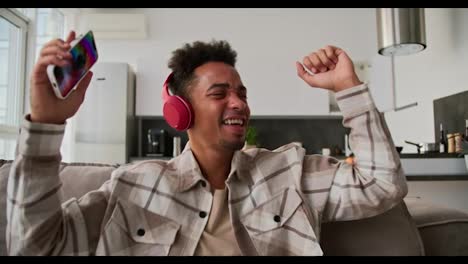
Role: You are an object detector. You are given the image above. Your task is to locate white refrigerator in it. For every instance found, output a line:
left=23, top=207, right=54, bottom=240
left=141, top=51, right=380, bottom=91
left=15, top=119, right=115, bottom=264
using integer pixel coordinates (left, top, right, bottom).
left=72, top=62, right=135, bottom=165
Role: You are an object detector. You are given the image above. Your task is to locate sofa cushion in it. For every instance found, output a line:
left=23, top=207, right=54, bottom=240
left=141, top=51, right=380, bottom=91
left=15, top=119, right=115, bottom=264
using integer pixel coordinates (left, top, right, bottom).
left=0, top=159, right=116, bottom=256
left=320, top=202, right=424, bottom=256
left=405, top=197, right=468, bottom=256
left=58, top=162, right=116, bottom=202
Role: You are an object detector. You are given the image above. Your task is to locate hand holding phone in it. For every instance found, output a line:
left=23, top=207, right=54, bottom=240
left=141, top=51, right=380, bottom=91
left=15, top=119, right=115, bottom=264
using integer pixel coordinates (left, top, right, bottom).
left=47, top=30, right=98, bottom=99
left=29, top=31, right=95, bottom=125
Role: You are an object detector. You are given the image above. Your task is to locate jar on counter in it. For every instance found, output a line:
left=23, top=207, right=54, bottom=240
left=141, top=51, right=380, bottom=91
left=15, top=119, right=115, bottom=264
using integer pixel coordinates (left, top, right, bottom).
left=447, top=133, right=455, bottom=153
left=454, top=133, right=463, bottom=153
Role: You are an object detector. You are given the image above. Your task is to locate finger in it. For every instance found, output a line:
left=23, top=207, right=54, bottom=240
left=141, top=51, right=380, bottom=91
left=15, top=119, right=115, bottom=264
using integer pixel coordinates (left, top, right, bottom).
left=324, top=45, right=338, bottom=64
left=316, top=49, right=334, bottom=69
left=76, top=71, right=93, bottom=96
left=37, top=55, right=71, bottom=69
left=334, top=47, right=344, bottom=57
left=309, top=53, right=326, bottom=73
left=65, top=31, right=76, bottom=44
left=296, top=61, right=307, bottom=79
left=296, top=61, right=318, bottom=86
left=40, top=46, right=72, bottom=59
left=69, top=71, right=93, bottom=105
left=40, top=38, right=69, bottom=54
left=34, top=55, right=71, bottom=74
left=302, top=56, right=317, bottom=74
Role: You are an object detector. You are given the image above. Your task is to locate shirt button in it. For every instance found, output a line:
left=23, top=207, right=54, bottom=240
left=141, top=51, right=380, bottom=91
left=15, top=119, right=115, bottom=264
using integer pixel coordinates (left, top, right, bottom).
left=274, top=215, right=281, bottom=223
left=199, top=211, right=207, bottom=218
left=200, top=181, right=207, bottom=187
left=137, top=228, right=145, bottom=236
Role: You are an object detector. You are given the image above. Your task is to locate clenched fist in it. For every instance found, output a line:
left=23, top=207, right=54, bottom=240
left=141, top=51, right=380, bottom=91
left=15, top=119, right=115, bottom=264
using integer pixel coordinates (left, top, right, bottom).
left=296, top=45, right=362, bottom=92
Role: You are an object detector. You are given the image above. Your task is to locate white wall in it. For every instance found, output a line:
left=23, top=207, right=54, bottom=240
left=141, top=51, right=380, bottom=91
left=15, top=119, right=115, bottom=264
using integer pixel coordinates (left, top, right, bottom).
left=78, top=8, right=378, bottom=116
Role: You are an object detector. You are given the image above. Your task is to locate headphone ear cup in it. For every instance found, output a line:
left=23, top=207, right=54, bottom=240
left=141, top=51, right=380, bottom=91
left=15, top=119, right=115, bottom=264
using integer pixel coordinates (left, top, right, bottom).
left=163, top=96, right=193, bottom=131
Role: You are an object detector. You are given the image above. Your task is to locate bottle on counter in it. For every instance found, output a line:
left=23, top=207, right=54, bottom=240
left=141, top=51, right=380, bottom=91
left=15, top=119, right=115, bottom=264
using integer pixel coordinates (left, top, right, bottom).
left=439, top=123, right=447, bottom=153
left=344, top=134, right=352, bottom=156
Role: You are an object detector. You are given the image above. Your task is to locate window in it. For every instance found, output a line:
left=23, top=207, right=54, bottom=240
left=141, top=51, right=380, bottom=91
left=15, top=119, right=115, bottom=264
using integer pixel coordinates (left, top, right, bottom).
left=0, top=8, right=28, bottom=159
left=34, top=8, right=64, bottom=62
left=0, top=8, right=66, bottom=160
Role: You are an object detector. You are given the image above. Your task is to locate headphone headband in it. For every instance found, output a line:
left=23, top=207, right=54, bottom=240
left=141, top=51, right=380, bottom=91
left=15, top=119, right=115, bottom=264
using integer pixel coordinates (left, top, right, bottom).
left=162, top=72, right=174, bottom=101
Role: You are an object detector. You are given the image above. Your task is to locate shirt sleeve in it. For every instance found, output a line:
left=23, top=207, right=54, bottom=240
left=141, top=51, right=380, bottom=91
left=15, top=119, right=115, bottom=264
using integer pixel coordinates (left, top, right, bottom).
left=301, top=84, right=408, bottom=222
left=6, top=115, right=112, bottom=255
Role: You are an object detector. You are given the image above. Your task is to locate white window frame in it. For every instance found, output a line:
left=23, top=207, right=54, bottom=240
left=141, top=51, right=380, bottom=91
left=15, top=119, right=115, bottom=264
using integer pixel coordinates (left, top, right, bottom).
left=1, top=8, right=82, bottom=161
left=0, top=8, right=28, bottom=146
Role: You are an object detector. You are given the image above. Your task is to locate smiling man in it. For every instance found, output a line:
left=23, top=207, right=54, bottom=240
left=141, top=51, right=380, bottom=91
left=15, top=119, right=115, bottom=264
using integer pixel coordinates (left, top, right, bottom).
left=7, top=33, right=407, bottom=256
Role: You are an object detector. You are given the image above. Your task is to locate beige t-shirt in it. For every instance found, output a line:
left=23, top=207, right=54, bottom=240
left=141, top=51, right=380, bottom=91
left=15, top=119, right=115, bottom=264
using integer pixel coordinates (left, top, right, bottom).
left=194, top=188, right=242, bottom=256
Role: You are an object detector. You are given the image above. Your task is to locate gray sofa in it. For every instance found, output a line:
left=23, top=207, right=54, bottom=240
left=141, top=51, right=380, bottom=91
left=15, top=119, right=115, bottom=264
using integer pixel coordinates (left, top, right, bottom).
left=1, top=159, right=467, bottom=256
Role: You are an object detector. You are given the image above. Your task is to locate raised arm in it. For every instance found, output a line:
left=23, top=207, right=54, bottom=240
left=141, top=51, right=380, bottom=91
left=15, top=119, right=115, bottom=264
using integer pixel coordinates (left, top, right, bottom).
left=6, top=31, right=108, bottom=255
left=296, top=46, right=407, bottom=222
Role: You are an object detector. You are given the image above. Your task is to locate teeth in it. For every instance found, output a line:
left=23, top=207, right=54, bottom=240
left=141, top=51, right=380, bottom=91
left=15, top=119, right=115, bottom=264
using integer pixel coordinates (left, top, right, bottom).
left=223, top=119, right=243, bottom=125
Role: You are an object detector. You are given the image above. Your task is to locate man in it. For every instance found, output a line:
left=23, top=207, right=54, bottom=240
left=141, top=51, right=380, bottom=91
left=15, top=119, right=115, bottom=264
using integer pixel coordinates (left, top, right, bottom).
left=7, top=31, right=407, bottom=256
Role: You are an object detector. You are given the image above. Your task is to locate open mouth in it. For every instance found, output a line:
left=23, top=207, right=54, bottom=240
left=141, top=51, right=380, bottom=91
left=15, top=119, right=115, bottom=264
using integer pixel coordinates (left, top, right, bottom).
left=221, top=117, right=248, bottom=135
left=222, top=118, right=245, bottom=126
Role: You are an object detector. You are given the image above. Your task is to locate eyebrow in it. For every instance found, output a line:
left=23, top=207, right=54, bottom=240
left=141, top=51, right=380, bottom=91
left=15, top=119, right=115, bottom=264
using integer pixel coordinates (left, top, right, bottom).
left=207, top=83, right=247, bottom=93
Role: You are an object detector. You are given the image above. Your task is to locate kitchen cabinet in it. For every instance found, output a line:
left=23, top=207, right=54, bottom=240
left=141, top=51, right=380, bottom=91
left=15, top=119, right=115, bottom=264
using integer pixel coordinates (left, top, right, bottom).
left=360, top=55, right=418, bottom=113
left=352, top=55, right=395, bottom=113
left=368, top=55, right=395, bottom=112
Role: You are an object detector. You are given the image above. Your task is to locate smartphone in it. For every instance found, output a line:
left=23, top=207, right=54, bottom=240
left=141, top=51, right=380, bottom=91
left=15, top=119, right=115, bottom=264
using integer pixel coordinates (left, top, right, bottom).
left=47, top=30, right=98, bottom=99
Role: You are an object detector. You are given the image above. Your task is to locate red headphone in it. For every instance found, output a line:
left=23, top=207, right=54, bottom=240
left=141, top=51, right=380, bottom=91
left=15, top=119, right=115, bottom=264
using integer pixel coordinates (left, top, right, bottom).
left=162, top=72, right=194, bottom=131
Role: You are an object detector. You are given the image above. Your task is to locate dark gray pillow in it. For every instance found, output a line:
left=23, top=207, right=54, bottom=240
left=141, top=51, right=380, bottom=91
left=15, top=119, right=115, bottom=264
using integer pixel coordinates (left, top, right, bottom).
left=405, top=197, right=468, bottom=256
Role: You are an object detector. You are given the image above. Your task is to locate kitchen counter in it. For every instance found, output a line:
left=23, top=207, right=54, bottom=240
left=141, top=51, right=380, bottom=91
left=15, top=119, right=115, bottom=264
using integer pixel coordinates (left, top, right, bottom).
left=130, top=153, right=468, bottom=181
left=399, top=153, right=463, bottom=158
left=331, top=153, right=468, bottom=181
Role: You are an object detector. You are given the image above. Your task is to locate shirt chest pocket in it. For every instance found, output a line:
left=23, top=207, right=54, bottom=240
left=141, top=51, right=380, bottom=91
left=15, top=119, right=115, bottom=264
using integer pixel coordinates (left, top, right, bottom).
left=96, top=199, right=180, bottom=256
left=240, top=187, right=322, bottom=256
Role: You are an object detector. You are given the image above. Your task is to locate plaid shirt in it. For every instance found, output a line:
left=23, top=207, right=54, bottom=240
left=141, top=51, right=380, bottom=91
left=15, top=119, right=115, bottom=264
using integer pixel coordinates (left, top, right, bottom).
left=7, top=84, right=407, bottom=256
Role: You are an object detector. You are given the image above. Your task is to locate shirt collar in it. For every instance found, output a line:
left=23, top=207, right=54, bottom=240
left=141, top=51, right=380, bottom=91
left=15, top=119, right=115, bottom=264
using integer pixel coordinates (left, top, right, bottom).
left=174, top=141, right=251, bottom=192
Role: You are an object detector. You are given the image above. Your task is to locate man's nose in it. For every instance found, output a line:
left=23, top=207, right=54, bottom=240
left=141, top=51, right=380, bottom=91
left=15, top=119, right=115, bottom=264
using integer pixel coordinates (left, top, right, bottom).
left=228, top=93, right=247, bottom=110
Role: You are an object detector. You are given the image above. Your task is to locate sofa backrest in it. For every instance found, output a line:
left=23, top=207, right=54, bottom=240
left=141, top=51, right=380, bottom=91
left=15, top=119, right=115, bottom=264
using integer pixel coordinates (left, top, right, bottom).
left=0, top=159, right=424, bottom=256
left=58, top=162, right=117, bottom=201
left=321, top=202, right=424, bottom=255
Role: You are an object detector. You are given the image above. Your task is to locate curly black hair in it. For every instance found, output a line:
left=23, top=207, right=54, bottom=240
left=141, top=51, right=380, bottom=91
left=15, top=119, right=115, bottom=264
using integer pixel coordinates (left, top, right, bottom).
left=167, top=40, right=237, bottom=101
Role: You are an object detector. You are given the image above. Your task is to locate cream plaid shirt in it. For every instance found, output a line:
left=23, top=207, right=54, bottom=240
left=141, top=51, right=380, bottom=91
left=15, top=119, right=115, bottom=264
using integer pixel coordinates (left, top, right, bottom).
left=6, top=84, right=407, bottom=255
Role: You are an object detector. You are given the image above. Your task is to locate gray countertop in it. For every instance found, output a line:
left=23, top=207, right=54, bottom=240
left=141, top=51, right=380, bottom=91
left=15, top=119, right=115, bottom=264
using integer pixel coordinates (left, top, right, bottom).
left=130, top=153, right=468, bottom=181
left=399, top=153, right=463, bottom=159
